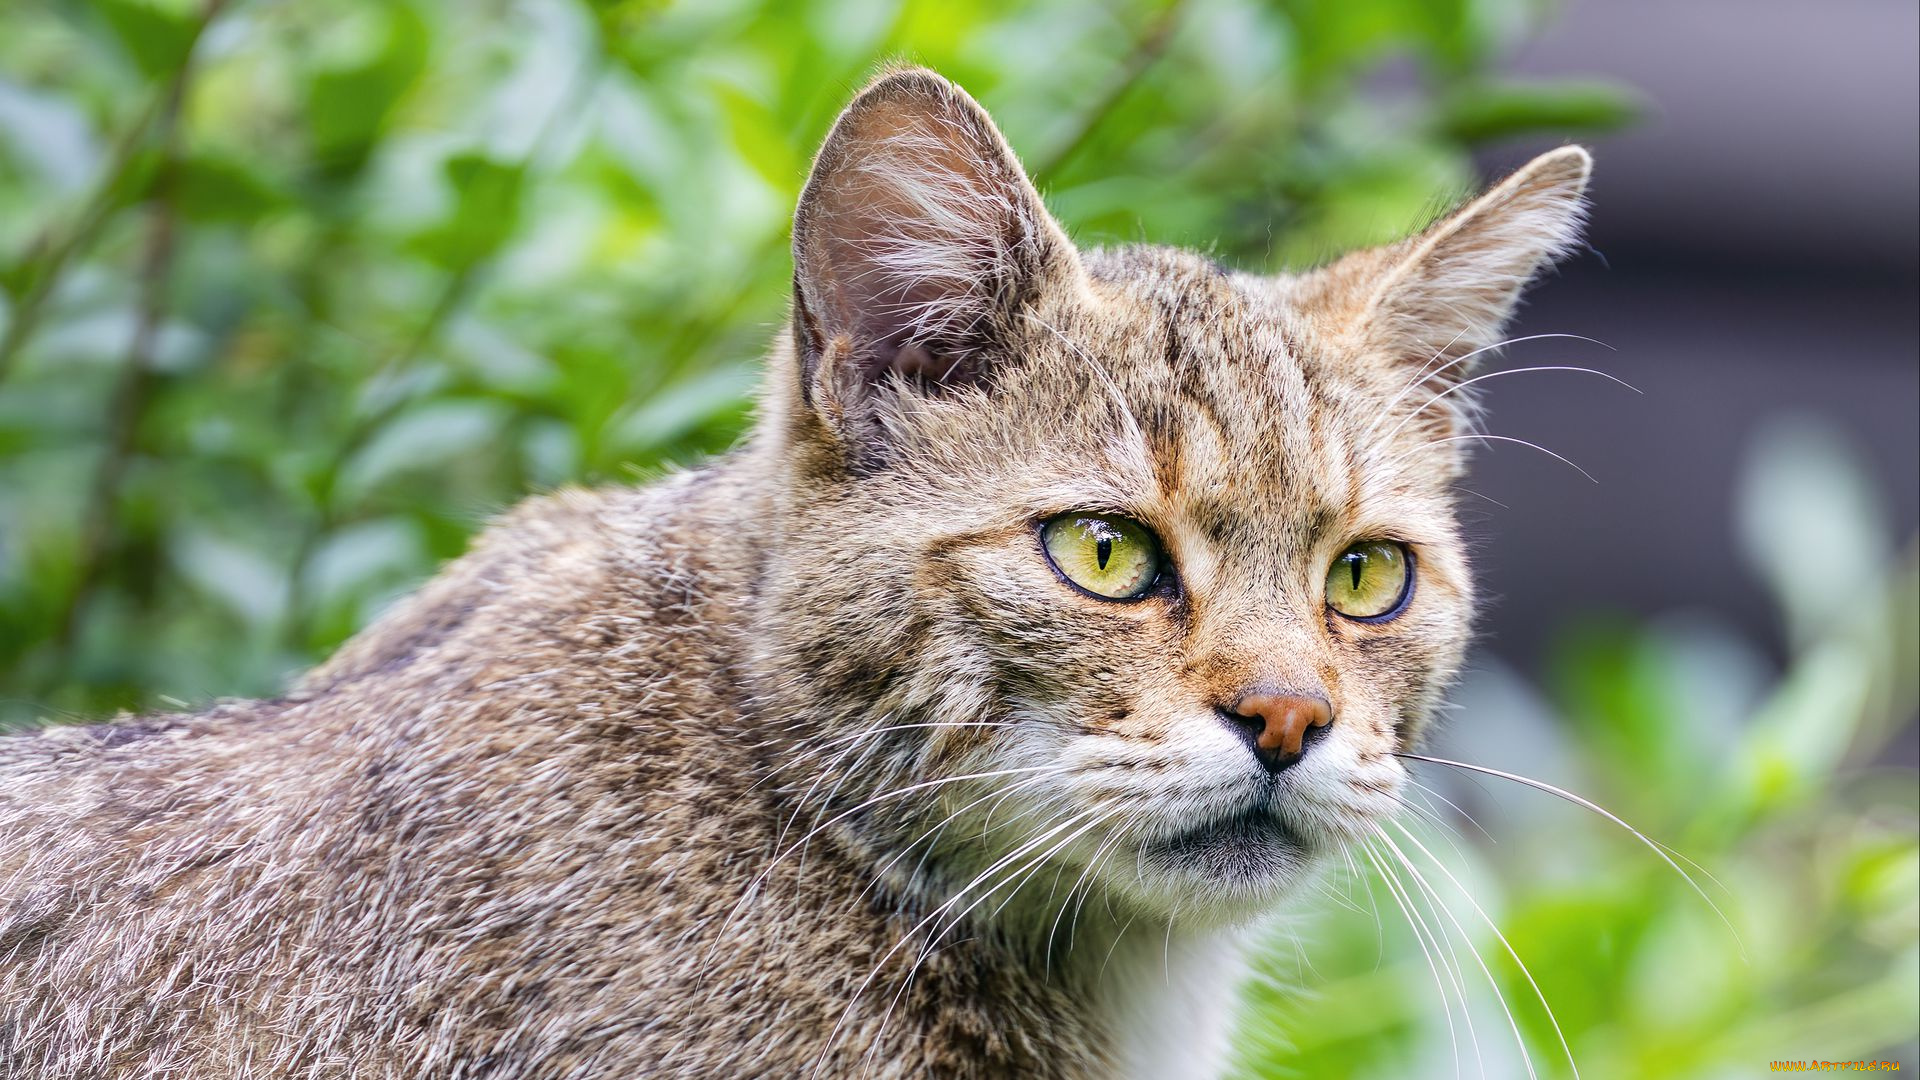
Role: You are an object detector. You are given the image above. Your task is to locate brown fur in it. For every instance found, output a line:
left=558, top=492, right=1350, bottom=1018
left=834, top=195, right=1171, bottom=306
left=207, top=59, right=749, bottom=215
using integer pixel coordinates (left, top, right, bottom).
left=0, top=69, right=1590, bottom=1078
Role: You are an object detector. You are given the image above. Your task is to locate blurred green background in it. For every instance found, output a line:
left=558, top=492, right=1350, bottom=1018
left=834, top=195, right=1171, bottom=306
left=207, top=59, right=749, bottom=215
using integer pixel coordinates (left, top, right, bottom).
left=1, top=1, right=1913, bottom=1076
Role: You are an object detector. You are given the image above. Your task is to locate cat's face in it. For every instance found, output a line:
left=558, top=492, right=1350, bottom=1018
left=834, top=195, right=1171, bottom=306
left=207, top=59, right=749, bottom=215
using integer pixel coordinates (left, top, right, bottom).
left=763, top=69, right=1588, bottom=926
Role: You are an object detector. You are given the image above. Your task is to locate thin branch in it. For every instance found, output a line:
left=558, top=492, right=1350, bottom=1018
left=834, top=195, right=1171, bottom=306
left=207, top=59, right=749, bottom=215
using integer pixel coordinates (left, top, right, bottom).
left=0, top=97, right=163, bottom=385
left=0, top=1, right=229, bottom=385
left=1031, top=0, right=1188, bottom=184
left=50, top=0, right=228, bottom=663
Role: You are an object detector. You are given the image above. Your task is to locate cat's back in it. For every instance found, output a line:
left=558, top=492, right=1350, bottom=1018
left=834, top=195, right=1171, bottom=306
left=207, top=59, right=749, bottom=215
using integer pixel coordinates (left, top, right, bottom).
left=0, top=463, right=779, bottom=1077
left=0, top=465, right=748, bottom=821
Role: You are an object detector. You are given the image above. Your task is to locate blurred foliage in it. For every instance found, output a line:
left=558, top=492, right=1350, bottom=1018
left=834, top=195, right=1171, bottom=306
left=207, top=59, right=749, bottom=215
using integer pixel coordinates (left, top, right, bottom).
left=4, top=0, right=1911, bottom=1076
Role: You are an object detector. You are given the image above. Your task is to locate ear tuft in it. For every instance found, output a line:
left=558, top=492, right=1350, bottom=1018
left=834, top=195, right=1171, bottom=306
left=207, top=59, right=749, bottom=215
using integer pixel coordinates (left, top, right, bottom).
left=1328, top=146, right=1593, bottom=381
left=790, top=67, right=1075, bottom=435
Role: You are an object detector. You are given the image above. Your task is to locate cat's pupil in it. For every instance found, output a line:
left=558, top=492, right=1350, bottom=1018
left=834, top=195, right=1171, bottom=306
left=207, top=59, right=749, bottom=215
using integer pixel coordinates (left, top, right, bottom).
left=1349, top=555, right=1364, bottom=591
left=1096, top=536, right=1113, bottom=570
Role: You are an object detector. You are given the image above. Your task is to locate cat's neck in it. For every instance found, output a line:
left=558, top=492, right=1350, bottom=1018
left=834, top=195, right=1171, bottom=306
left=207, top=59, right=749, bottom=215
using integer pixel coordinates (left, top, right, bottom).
left=1098, top=922, right=1252, bottom=1080
left=862, top=833, right=1254, bottom=1079
left=991, top=896, right=1253, bottom=1080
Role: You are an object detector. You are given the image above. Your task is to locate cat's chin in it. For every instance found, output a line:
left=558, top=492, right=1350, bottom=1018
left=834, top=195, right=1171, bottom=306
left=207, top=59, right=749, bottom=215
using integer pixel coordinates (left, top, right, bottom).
left=1120, top=807, right=1325, bottom=923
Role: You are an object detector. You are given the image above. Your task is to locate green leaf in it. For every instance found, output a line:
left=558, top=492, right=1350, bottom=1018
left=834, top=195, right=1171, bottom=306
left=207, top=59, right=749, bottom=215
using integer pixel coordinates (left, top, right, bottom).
left=337, top=399, right=510, bottom=503
left=305, top=3, right=429, bottom=180
left=606, top=364, right=756, bottom=460
left=1437, top=79, right=1646, bottom=143
left=175, top=153, right=286, bottom=222
left=91, top=0, right=200, bottom=81
left=411, top=153, right=527, bottom=269
left=1278, top=0, right=1410, bottom=95
left=169, top=527, right=288, bottom=629
left=713, top=81, right=800, bottom=191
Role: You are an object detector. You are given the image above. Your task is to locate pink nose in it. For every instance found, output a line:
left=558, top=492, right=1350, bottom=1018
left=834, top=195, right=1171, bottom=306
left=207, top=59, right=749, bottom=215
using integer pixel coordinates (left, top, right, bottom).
left=1221, top=693, right=1334, bottom=771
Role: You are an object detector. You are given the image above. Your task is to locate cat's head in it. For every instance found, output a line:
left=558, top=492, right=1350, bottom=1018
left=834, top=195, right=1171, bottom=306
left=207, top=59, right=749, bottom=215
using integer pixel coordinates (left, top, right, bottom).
left=755, top=69, right=1589, bottom=927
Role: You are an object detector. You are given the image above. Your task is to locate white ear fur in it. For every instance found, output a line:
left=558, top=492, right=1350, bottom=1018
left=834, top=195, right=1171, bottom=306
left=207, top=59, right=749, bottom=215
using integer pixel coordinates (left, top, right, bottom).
left=791, top=68, right=1075, bottom=416
left=1359, top=146, right=1592, bottom=373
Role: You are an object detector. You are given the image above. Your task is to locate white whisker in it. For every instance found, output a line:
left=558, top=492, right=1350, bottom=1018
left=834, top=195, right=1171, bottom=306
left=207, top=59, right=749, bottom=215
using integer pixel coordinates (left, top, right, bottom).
left=1362, top=839, right=1470, bottom=1079
left=1397, top=752, right=1744, bottom=957
left=1395, top=433, right=1599, bottom=483
left=1044, top=817, right=1130, bottom=969
left=1365, top=332, right=1615, bottom=442
left=1376, top=832, right=1539, bottom=1080
left=832, top=807, right=1111, bottom=1078
left=1405, top=777, right=1499, bottom=846
left=1378, top=364, right=1639, bottom=448
left=1380, top=822, right=1577, bottom=1080
left=858, top=773, right=1062, bottom=909
left=719, top=764, right=1076, bottom=961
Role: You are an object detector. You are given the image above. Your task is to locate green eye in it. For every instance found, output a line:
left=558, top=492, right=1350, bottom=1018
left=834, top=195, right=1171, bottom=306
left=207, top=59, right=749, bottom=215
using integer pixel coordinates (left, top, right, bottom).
left=1326, top=540, right=1413, bottom=620
left=1041, top=514, right=1162, bottom=600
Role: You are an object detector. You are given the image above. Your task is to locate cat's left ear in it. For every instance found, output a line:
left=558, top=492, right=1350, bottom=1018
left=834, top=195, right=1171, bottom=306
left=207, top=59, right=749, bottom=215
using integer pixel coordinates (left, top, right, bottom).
left=1315, top=146, right=1592, bottom=379
left=789, top=68, right=1079, bottom=448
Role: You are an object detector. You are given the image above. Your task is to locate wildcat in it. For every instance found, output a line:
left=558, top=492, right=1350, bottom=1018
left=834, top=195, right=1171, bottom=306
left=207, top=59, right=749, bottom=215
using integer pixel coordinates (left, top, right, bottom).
left=0, top=68, right=1590, bottom=1079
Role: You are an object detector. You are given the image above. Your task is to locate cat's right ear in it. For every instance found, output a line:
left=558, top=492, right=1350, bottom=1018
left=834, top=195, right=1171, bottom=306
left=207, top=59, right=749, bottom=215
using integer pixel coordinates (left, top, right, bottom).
left=1299, top=146, right=1592, bottom=394
left=789, top=68, right=1078, bottom=453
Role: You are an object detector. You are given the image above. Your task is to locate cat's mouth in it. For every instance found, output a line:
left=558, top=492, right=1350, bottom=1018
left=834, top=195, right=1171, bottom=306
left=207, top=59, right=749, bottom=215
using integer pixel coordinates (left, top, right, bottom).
left=1137, top=806, right=1314, bottom=885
